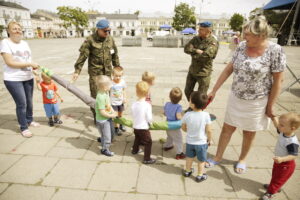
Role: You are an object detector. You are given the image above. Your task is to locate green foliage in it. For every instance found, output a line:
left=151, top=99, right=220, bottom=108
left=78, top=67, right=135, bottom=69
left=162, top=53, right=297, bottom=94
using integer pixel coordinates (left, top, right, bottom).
left=229, top=13, right=244, bottom=31
left=172, top=3, right=196, bottom=31
left=57, top=6, right=88, bottom=37
left=134, top=10, right=140, bottom=16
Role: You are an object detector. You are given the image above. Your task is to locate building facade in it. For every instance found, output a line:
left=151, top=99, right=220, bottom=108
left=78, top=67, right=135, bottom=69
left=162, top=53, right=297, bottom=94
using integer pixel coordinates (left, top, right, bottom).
left=88, top=13, right=140, bottom=37
left=0, top=1, right=33, bottom=38
left=197, top=14, right=231, bottom=37
left=34, top=9, right=75, bottom=38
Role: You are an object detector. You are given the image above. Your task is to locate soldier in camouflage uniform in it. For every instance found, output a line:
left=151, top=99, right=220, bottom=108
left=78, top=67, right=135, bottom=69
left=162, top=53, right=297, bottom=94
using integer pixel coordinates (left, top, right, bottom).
left=184, top=22, right=219, bottom=101
left=72, top=19, right=120, bottom=121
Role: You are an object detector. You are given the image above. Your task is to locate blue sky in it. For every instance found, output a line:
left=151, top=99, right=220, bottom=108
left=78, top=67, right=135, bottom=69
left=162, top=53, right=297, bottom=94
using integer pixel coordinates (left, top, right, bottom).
left=19, top=0, right=271, bottom=16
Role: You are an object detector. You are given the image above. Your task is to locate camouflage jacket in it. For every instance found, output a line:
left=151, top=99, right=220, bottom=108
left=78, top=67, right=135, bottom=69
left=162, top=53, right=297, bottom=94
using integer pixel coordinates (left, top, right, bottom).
left=74, top=32, right=120, bottom=76
left=184, top=35, right=219, bottom=76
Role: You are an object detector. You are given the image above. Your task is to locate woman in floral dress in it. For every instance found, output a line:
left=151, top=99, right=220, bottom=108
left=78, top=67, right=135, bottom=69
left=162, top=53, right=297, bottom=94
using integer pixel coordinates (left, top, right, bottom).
left=205, top=16, right=286, bottom=174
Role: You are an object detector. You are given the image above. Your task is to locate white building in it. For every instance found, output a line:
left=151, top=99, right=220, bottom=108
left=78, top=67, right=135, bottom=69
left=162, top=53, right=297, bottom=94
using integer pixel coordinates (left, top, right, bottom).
left=139, top=12, right=176, bottom=36
left=34, top=9, right=75, bottom=38
left=0, top=1, right=33, bottom=38
left=88, top=13, right=140, bottom=37
left=197, top=14, right=231, bottom=37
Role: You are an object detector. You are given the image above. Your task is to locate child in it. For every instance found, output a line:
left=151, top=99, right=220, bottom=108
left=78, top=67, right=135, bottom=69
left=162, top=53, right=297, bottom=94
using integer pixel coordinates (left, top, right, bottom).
left=35, top=73, right=63, bottom=127
left=95, top=75, right=117, bottom=157
left=110, top=66, right=127, bottom=135
left=262, top=113, right=300, bottom=200
left=141, top=71, right=155, bottom=104
left=131, top=81, right=155, bottom=164
left=181, top=91, right=212, bottom=182
left=163, top=87, right=185, bottom=159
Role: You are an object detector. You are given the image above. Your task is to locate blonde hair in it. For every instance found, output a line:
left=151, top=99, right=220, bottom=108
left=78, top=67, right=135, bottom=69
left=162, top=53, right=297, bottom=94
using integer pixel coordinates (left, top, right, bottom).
left=113, top=66, right=124, bottom=75
left=169, top=87, right=182, bottom=104
left=136, top=81, right=149, bottom=97
left=280, top=112, right=300, bottom=130
left=142, top=71, right=155, bottom=84
left=243, top=16, right=271, bottom=38
left=7, top=21, right=22, bottom=30
left=41, top=73, right=51, bottom=81
left=96, top=75, right=111, bottom=90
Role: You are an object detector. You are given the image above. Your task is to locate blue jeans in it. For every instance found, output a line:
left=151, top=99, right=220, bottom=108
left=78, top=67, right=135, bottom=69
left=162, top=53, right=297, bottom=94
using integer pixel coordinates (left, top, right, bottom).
left=4, top=79, right=34, bottom=131
left=44, top=103, right=60, bottom=118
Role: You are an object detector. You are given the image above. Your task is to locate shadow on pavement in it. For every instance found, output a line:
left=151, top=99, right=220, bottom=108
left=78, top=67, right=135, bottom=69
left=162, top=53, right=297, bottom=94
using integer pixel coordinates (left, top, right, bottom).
left=208, top=165, right=265, bottom=197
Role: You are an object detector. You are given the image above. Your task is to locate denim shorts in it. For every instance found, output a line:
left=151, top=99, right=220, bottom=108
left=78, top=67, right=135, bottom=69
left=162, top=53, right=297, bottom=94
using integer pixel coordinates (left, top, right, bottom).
left=44, top=103, right=60, bottom=118
left=186, top=143, right=208, bottom=162
left=112, top=104, right=124, bottom=112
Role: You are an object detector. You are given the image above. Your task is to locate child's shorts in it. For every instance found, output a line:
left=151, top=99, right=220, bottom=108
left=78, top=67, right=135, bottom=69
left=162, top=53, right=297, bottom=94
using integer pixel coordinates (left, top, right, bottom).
left=112, top=104, right=124, bottom=112
left=186, top=143, right=208, bottom=162
left=44, top=103, right=60, bottom=118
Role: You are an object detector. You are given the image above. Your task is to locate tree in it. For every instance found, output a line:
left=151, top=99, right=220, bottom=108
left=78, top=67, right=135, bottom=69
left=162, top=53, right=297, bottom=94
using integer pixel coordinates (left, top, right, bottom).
left=57, top=6, right=88, bottom=37
left=134, top=10, right=140, bottom=16
left=229, top=13, right=244, bottom=32
left=172, top=3, right=196, bottom=31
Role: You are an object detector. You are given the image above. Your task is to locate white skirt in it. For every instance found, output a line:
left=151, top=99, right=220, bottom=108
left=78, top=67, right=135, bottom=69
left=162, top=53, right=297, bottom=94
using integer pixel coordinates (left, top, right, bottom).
left=224, top=92, right=270, bottom=131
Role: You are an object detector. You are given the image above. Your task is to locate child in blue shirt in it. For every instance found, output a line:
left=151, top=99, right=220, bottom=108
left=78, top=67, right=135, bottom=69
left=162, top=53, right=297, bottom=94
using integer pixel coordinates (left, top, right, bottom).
left=163, top=87, right=185, bottom=159
left=182, top=91, right=212, bottom=182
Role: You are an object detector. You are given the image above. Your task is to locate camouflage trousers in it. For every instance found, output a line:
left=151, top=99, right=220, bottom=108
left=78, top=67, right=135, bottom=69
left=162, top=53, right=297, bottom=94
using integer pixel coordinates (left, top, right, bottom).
left=184, top=72, right=211, bottom=101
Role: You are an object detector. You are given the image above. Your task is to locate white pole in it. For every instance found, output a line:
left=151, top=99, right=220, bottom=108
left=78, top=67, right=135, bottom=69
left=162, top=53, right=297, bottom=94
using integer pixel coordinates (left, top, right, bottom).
left=287, top=0, right=300, bottom=45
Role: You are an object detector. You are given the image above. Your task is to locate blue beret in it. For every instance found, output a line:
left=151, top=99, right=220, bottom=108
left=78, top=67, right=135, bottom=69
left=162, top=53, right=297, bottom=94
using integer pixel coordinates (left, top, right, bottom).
left=96, top=19, right=110, bottom=29
left=198, top=21, right=212, bottom=27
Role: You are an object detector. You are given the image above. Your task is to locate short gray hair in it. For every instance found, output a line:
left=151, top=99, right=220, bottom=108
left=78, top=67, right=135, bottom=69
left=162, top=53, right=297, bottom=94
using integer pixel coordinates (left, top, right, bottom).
left=243, top=16, right=271, bottom=38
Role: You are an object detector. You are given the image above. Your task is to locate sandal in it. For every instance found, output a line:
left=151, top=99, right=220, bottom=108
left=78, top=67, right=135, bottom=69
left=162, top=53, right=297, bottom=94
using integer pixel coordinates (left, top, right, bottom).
left=54, top=119, right=63, bottom=124
left=234, top=162, right=247, bottom=174
left=205, top=158, right=220, bottom=168
left=30, top=121, right=40, bottom=127
left=195, top=173, right=208, bottom=182
left=21, top=129, right=33, bottom=138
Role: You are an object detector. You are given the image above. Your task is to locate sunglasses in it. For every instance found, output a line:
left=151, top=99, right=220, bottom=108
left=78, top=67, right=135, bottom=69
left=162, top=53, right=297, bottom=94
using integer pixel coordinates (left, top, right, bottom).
left=103, top=29, right=111, bottom=33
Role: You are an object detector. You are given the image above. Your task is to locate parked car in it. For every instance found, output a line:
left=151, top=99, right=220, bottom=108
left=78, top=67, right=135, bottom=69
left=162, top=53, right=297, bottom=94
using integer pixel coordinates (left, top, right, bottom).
left=147, top=31, right=170, bottom=41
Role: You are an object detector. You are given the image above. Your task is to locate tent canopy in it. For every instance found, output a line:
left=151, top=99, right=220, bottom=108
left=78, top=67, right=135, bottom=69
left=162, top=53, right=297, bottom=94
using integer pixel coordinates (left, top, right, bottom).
left=160, top=24, right=172, bottom=29
left=181, top=28, right=196, bottom=34
left=264, top=0, right=296, bottom=10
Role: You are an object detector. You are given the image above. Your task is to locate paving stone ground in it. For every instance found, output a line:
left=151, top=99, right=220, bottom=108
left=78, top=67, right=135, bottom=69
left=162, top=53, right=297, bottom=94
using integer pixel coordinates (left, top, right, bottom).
left=0, top=38, right=299, bottom=200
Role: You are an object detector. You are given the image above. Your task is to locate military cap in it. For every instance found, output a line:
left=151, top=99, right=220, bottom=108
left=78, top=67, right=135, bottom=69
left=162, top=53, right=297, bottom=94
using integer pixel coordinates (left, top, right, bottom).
left=198, top=21, right=212, bottom=27
left=96, top=19, right=110, bottom=29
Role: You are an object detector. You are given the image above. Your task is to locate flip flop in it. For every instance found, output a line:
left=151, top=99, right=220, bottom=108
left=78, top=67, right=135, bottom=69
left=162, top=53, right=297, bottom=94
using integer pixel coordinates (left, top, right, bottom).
left=205, top=158, right=220, bottom=168
left=235, top=162, right=247, bottom=174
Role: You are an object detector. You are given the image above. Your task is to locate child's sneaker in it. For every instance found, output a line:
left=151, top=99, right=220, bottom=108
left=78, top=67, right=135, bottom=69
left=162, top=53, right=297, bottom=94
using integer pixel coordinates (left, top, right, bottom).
left=48, top=120, right=54, bottom=127
left=182, top=168, right=194, bottom=177
left=115, top=127, right=122, bottom=136
left=262, top=193, right=274, bottom=200
left=163, top=146, right=174, bottom=151
left=175, top=152, right=186, bottom=159
left=143, top=158, right=156, bottom=164
left=195, top=174, right=208, bottom=182
left=131, top=149, right=143, bottom=155
left=54, top=118, right=63, bottom=124
left=101, top=149, right=114, bottom=157
left=119, top=124, right=126, bottom=132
